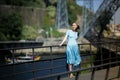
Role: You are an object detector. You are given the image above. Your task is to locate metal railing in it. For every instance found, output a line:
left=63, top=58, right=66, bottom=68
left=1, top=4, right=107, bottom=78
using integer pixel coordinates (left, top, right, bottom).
left=0, top=41, right=120, bottom=80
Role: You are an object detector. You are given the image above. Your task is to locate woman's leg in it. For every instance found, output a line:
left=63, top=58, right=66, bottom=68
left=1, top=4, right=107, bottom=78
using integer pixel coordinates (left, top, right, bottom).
left=68, top=64, right=75, bottom=78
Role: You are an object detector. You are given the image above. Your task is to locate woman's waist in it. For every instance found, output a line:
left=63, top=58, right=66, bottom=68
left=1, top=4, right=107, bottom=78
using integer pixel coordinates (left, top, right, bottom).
left=68, top=38, right=76, bottom=41
left=67, top=40, right=77, bottom=44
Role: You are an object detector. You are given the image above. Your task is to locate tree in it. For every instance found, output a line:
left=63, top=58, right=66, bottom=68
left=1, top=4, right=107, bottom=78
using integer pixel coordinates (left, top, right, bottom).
left=0, top=0, right=44, bottom=8
left=0, top=12, right=23, bottom=41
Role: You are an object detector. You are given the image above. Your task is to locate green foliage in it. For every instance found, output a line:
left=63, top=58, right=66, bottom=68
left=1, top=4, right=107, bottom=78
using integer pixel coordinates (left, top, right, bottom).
left=43, top=0, right=83, bottom=26
left=47, top=6, right=56, bottom=18
left=44, top=16, right=54, bottom=27
left=21, top=25, right=38, bottom=40
left=52, top=28, right=65, bottom=38
left=0, top=32, right=7, bottom=41
left=0, top=0, right=84, bottom=39
left=43, top=5, right=56, bottom=26
left=49, top=0, right=57, bottom=5
left=41, top=25, right=65, bottom=38
left=43, top=0, right=83, bottom=27
left=0, top=0, right=44, bottom=8
left=0, top=12, right=23, bottom=41
left=0, top=0, right=83, bottom=27
left=68, top=11, right=77, bottom=25
left=67, top=0, right=82, bottom=24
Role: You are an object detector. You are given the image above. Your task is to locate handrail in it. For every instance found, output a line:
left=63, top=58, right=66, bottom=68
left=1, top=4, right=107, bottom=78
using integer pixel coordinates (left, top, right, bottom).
left=30, top=61, right=120, bottom=80
left=0, top=41, right=119, bottom=50
left=0, top=41, right=120, bottom=80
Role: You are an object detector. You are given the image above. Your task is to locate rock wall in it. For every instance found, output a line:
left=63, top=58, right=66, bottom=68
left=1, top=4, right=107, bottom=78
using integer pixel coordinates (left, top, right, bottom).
left=0, top=5, right=46, bottom=26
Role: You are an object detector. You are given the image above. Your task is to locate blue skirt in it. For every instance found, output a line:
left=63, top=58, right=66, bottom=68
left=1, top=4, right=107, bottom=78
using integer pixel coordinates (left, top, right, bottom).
left=66, top=44, right=81, bottom=66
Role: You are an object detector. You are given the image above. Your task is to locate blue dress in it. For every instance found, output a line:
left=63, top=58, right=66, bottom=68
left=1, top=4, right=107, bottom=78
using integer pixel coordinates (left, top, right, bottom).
left=66, top=30, right=81, bottom=66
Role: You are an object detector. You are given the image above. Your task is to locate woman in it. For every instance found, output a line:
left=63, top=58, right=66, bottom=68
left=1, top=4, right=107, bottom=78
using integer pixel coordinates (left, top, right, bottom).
left=59, top=22, right=81, bottom=78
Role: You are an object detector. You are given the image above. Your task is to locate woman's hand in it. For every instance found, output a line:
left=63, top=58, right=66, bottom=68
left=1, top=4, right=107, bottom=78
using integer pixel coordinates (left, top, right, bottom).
left=59, top=43, right=62, bottom=47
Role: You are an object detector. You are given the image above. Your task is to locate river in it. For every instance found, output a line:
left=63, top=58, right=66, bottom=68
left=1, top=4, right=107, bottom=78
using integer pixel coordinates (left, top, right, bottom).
left=0, top=54, right=68, bottom=80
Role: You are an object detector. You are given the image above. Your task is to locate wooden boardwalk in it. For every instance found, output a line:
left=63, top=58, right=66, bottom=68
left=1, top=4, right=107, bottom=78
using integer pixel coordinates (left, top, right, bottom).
left=60, top=66, right=120, bottom=80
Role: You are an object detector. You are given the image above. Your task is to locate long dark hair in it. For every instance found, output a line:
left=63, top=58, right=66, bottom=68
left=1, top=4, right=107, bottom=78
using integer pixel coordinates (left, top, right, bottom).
left=75, top=23, right=80, bottom=37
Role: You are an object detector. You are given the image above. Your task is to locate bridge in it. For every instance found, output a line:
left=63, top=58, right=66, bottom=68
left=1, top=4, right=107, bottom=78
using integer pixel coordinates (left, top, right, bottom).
left=0, top=0, right=120, bottom=80
left=0, top=42, right=119, bottom=80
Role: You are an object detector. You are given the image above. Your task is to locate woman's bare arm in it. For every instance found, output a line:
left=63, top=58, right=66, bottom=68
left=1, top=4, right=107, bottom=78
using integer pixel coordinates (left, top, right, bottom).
left=59, top=35, right=67, bottom=46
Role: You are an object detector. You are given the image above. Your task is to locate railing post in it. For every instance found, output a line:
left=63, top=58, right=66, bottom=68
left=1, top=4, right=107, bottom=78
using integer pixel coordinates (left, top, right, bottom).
left=116, top=44, right=118, bottom=66
left=100, top=42, right=103, bottom=69
left=32, top=48, right=35, bottom=80
left=108, top=42, right=111, bottom=67
left=75, top=44, right=82, bottom=80
left=90, top=43, right=95, bottom=80
left=118, top=66, right=120, bottom=79
left=91, top=68, right=95, bottom=80
left=12, top=49, right=15, bottom=64
left=75, top=64, right=81, bottom=80
left=50, top=46, right=53, bottom=75
left=57, top=76, right=60, bottom=80
left=12, top=49, right=15, bottom=80
left=117, top=40, right=120, bottom=79
left=105, top=68, right=109, bottom=80
left=90, top=43, right=93, bottom=67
